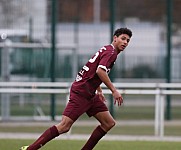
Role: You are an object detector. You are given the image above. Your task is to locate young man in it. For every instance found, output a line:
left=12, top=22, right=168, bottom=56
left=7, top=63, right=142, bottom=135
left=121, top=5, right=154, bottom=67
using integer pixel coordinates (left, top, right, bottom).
left=20, top=27, right=132, bottom=150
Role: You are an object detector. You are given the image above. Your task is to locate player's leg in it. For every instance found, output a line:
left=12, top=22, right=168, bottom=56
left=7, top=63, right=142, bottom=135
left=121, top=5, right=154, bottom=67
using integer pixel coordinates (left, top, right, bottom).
left=21, top=115, right=74, bottom=150
left=81, top=111, right=115, bottom=150
left=94, top=111, right=116, bottom=132
left=55, top=115, right=74, bottom=134
left=81, top=94, right=115, bottom=150
left=20, top=92, right=91, bottom=150
left=19, top=123, right=60, bottom=150
left=20, top=91, right=92, bottom=150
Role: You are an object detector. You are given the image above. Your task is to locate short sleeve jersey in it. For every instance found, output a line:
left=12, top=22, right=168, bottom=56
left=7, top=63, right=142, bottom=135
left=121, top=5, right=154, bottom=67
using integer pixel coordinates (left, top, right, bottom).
left=71, top=44, right=118, bottom=98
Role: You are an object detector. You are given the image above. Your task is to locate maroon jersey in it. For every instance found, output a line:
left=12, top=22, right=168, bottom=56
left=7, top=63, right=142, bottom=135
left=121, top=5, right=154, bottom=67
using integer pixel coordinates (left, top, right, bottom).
left=71, top=44, right=118, bottom=99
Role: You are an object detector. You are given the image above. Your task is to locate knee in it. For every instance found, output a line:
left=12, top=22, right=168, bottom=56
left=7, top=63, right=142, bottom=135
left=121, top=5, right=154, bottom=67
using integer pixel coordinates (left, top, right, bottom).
left=102, top=119, right=116, bottom=131
left=109, top=119, right=116, bottom=128
left=62, top=126, right=71, bottom=133
left=56, top=121, right=72, bottom=134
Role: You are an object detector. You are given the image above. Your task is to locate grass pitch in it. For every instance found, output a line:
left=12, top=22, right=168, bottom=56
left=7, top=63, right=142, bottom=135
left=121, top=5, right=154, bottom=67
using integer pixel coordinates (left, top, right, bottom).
left=0, top=139, right=180, bottom=150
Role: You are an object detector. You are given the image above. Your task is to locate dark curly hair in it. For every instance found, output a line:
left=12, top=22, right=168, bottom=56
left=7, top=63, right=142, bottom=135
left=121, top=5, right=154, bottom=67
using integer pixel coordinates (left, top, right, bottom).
left=113, top=28, right=132, bottom=38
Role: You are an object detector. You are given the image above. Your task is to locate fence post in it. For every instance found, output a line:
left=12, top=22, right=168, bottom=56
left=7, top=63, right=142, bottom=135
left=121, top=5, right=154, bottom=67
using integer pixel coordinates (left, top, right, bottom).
left=66, top=93, right=71, bottom=138
left=1, top=40, right=11, bottom=120
left=165, top=0, right=173, bottom=120
left=155, top=87, right=165, bottom=137
left=50, top=0, right=57, bottom=121
left=109, top=0, right=115, bottom=118
left=154, top=87, right=160, bottom=136
left=160, top=95, right=165, bottom=137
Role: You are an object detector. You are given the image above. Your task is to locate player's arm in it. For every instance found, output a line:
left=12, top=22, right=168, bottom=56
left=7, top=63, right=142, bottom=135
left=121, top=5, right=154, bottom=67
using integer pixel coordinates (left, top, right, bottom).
left=96, top=67, right=123, bottom=106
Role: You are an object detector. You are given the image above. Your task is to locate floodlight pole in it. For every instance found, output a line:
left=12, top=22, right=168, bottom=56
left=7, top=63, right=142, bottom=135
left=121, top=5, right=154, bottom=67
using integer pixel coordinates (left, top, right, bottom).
left=165, top=0, right=173, bottom=120
left=50, top=0, right=57, bottom=120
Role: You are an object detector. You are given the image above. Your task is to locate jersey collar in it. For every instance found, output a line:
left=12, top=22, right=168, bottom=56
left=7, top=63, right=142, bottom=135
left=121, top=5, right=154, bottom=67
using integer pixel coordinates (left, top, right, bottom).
left=111, top=44, right=115, bottom=49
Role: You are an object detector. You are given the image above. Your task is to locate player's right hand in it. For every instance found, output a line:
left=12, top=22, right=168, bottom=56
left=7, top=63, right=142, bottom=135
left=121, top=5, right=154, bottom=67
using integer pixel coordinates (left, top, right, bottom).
left=112, top=90, right=123, bottom=106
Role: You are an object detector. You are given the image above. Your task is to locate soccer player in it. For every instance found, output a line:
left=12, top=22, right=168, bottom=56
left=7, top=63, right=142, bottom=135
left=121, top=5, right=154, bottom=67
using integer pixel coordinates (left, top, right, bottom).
left=20, top=27, right=132, bottom=150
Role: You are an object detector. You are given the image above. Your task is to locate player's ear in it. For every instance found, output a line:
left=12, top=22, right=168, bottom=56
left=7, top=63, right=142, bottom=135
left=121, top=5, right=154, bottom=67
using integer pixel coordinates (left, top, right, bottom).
left=113, top=35, right=117, bottom=42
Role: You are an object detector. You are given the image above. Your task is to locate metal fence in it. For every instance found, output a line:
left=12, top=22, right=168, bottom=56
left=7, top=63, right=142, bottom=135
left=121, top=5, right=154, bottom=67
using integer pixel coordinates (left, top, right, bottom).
left=0, top=81, right=181, bottom=137
left=0, top=41, right=181, bottom=82
left=0, top=0, right=181, bottom=82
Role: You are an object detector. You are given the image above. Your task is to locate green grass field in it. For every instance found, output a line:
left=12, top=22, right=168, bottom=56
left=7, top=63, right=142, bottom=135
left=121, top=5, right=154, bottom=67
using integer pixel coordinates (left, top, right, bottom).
left=0, top=94, right=180, bottom=150
left=0, top=139, right=180, bottom=150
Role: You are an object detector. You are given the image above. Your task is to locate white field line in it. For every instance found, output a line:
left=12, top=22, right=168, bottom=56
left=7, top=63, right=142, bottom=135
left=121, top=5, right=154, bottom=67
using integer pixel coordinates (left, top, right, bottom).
left=0, top=132, right=181, bottom=142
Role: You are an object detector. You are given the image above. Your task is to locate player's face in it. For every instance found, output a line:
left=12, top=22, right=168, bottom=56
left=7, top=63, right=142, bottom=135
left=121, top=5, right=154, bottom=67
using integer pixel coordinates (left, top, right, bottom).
left=113, top=34, right=130, bottom=52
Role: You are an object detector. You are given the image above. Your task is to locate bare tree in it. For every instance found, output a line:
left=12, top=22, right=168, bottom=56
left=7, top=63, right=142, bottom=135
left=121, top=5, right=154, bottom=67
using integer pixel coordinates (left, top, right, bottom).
left=0, top=0, right=28, bottom=28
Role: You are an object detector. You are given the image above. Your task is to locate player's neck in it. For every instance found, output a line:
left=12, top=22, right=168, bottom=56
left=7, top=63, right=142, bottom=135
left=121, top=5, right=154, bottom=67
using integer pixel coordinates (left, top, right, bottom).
left=111, top=43, right=121, bottom=54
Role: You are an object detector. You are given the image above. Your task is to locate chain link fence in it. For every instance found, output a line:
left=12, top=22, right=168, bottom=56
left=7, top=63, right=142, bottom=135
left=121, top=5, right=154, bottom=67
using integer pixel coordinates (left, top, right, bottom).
left=0, top=0, right=181, bottom=124
left=0, top=0, right=180, bottom=81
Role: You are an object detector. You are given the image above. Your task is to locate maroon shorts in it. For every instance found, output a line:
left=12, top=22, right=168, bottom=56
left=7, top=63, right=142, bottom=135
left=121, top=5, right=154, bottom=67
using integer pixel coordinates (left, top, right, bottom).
left=62, top=91, right=108, bottom=121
